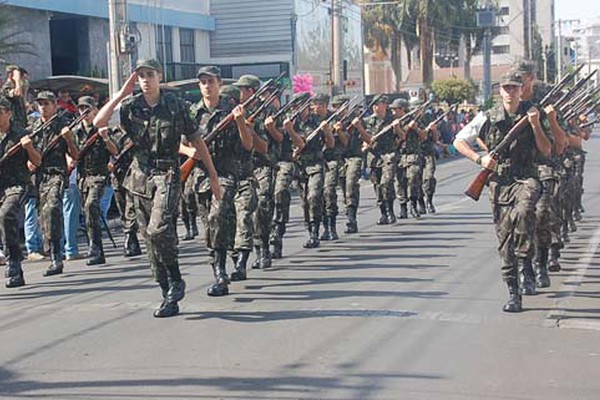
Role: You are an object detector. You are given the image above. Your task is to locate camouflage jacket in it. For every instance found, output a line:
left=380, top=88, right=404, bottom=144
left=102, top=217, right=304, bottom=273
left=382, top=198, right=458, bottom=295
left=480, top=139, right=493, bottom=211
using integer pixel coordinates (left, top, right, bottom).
left=0, top=122, right=30, bottom=190
left=32, top=113, right=71, bottom=176
left=73, top=121, right=110, bottom=177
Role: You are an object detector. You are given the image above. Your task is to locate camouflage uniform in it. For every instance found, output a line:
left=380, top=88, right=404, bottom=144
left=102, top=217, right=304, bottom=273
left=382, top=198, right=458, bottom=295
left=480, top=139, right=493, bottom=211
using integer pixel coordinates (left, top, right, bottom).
left=420, top=129, right=437, bottom=213
left=297, top=112, right=326, bottom=248
left=110, top=128, right=141, bottom=256
left=190, top=77, right=244, bottom=296
left=396, top=126, right=422, bottom=218
left=483, top=101, right=542, bottom=299
left=251, top=103, right=278, bottom=268
left=1, top=68, right=28, bottom=129
left=1, top=116, right=30, bottom=287
left=32, top=105, right=71, bottom=276
left=321, top=127, right=344, bottom=240
left=270, top=112, right=296, bottom=258
left=342, top=123, right=364, bottom=233
left=365, top=111, right=396, bottom=224
left=74, top=104, right=111, bottom=265
left=180, top=151, right=199, bottom=241
left=120, top=90, right=198, bottom=308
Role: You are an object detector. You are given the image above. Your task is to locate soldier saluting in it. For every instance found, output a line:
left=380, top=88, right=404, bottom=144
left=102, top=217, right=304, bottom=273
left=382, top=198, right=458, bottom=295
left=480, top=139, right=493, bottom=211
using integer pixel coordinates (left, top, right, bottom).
left=454, top=71, right=552, bottom=313
left=0, top=96, right=42, bottom=288
left=95, top=59, right=221, bottom=318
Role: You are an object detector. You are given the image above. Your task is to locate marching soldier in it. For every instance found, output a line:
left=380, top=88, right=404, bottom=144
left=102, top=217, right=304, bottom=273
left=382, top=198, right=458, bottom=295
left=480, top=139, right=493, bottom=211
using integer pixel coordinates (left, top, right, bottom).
left=33, top=91, right=79, bottom=277
left=352, top=95, right=396, bottom=225
left=187, top=66, right=253, bottom=296
left=1, top=96, right=41, bottom=287
left=419, top=110, right=439, bottom=214
left=73, top=96, right=118, bottom=266
left=270, top=93, right=308, bottom=257
left=454, top=71, right=552, bottom=312
left=1, top=65, right=28, bottom=129
left=286, top=93, right=333, bottom=248
left=95, top=59, right=221, bottom=317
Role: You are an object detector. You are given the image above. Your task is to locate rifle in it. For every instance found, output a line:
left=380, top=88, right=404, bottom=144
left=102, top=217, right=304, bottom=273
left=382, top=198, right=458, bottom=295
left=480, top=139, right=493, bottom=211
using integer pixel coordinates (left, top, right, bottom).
left=580, top=119, right=597, bottom=129
left=108, top=140, right=135, bottom=173
left=292, top=100, right=351, bottom=160
left=246, top=87, right=283, bottom=124
left=0, top=110, right=65, bottom=168
left=272, top=92, right=311, bottom=121
left=464, top=69, right=585, bottom=201
left=180, top=71, right=286, bottom=182
left=39, top=108, right=91, bottom=162
left=369, top=100, right=438, bottom=145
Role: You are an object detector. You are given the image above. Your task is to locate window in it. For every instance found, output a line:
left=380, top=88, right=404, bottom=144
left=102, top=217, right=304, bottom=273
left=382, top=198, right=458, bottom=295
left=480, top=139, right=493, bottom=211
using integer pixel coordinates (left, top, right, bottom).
left=492, top=45, right=510, bottom=54
left=498, top=6, right=509, bottom=16
left=497, top=25, right=510, bottom=35
left=156, top=25, right=173, bottom=64
left=180, top=28, right=196, bottom=63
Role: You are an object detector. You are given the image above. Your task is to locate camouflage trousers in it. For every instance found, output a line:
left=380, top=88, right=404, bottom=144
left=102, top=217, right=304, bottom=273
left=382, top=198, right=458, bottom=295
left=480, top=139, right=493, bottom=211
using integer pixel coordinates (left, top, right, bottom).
left=489, top=177, right=541, bottom=281
left=396, top=154, right=421, bottom=204
left=323, top=160, right=341, bottom=217
left=270, top=161, right=295, bottom=247
left=234, top=176, right=257, bottom=251
left=421, top=154, right=437, bottom=199
left=370, top=152, right=397, bottom=207
left=112, top=175, right=138, bottom=234
left=81, top=175, right=106, bottom=247
left=0, top=186, right=27, bottom=262
left=298, top=162, right=324, bottom=224
left=534, top=165, right=561, bottom=250
left=559, top=162, right=576, bottom=235
left=573, top=153, right=585, bottom=213
left=253, top=166, right=274, bottom=246
left=343, top=157, right=363, bottom=210
left=132, top=170, right=181, bottom=285
left=180, top=170, right=198, bottom=229
left=38, top=173, right=66, bottom=245
left=205, top=176, right=237, bottom=251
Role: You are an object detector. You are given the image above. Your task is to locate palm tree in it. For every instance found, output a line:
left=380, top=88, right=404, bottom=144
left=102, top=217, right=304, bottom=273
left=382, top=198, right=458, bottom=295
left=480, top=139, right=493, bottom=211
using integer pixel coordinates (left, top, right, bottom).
left=0, top=3, right=34, bottom=58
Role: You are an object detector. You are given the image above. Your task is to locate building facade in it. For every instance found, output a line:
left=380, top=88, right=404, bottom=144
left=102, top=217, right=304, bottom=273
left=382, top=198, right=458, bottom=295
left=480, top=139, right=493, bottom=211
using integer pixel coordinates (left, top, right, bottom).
left=1, top=0, right=214, bottom=81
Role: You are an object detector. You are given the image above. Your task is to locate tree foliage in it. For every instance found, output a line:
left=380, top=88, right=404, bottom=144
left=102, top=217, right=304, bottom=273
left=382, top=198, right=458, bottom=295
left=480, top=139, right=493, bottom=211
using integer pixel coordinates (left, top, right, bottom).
left=431, top=78, right=476, bottom=104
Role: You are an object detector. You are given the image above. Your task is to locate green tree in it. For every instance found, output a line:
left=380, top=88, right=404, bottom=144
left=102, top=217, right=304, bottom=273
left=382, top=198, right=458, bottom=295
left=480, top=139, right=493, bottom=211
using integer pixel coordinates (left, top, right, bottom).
left=431, top=77, right=476, bottom=104
left=0, top=3, right=33, bottom=57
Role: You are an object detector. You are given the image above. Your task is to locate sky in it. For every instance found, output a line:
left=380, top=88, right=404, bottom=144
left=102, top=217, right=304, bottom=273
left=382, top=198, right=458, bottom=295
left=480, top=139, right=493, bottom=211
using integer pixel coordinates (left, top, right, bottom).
left=555, top=0, right=600, bottom=23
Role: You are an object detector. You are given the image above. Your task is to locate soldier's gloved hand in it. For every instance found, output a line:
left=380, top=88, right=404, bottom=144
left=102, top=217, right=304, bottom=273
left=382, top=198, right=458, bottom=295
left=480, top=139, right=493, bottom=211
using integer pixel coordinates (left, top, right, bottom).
left=480, top=154, right=496, bottom=171
left=20, top=135, right=33, bottom=149
left=527, top=107, right=540, bottom=126
left=427, top=122, right=437, bottom=131
left=319, top=121, right=331, bottom=134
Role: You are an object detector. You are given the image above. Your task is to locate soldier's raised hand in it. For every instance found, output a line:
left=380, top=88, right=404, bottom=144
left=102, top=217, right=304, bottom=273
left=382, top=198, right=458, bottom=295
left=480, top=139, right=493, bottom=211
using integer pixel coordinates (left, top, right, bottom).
left=527, top=107, right=540, bottom=125
left=118, top=72, right=138, bottom=99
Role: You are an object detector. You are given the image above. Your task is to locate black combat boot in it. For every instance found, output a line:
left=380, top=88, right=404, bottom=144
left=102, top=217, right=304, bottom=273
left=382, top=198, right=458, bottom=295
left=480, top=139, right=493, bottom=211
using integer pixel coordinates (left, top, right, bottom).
left=417, top=197, right=427, bottom=215
left=518, top=257, right=537, bottom=296
left=207, top=250, right=229, bottom=296
left=503, top=279, right=522, bottom=313
left=548, top=244, right=562, bottom=272
left=5, top=258, right=25, bottom=288
left=251, top=246, right=261, bottom=269
left=329, top=216, right=339, bottom=240
left=86, top=233, right=106, bottom=266
left=260, top=242, right=272, bottom=269
left=153, top=280, right=180, bottom=318
left=303, top=223, right=320, bottom=248
left=43, top=241, right=64, bottom=277
left=231, top=250, right=250, bottom=281
left=534, top=248, right=551, bottom=288
left=397, top=203, right=408, bottom=219
left=569, top=218, right=577, bottom=233
left=386, top=202, right=396, bottom=224
left=124, top=232, right=142, bottom=257
left=426, top=196, right=436, bottom=213
left=320, top=216, right=332, bottom=240
left=344, top=207, right=358, bottom=234
left=377, top=204, right=388, bottom=225
left=409, top=199, right=420, bottom=219
left=271, top=218, right=285, bottom=259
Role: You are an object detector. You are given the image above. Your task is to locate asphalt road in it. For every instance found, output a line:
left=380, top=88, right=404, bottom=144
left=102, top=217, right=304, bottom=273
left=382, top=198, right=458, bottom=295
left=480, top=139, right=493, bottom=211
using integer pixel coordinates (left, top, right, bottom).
left=1, top=135, right=600, bottom=400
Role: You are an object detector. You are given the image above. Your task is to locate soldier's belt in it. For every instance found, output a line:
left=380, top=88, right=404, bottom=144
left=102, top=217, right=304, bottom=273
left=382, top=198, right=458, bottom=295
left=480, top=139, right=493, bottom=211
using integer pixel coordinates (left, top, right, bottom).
left=151, top=159, right=178, bottom=171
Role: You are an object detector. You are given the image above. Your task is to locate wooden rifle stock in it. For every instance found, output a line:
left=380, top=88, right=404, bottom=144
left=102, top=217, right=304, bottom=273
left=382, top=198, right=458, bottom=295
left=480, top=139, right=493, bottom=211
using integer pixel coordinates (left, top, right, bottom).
left=464, top=164, right=495, bottom=201
left=108, top=141, right=134, bottom=173
left=179, top=156, right=197, bottom=182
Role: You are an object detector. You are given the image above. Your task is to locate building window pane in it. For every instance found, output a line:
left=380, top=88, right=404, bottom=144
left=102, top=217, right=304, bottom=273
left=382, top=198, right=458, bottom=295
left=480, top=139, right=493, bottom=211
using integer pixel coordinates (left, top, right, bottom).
left=180, top=28, right=196, bottom=63
left=156, top=25, right=173, bottom=64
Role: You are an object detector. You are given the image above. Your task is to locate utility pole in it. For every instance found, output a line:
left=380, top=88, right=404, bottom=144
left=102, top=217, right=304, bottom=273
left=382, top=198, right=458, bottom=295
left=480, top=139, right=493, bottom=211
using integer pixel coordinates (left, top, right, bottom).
left=477, top=1, right=495, bottom=104
left=108, top=0, right=135, bottom=95
left=331, top=0, right=344, bottom=96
